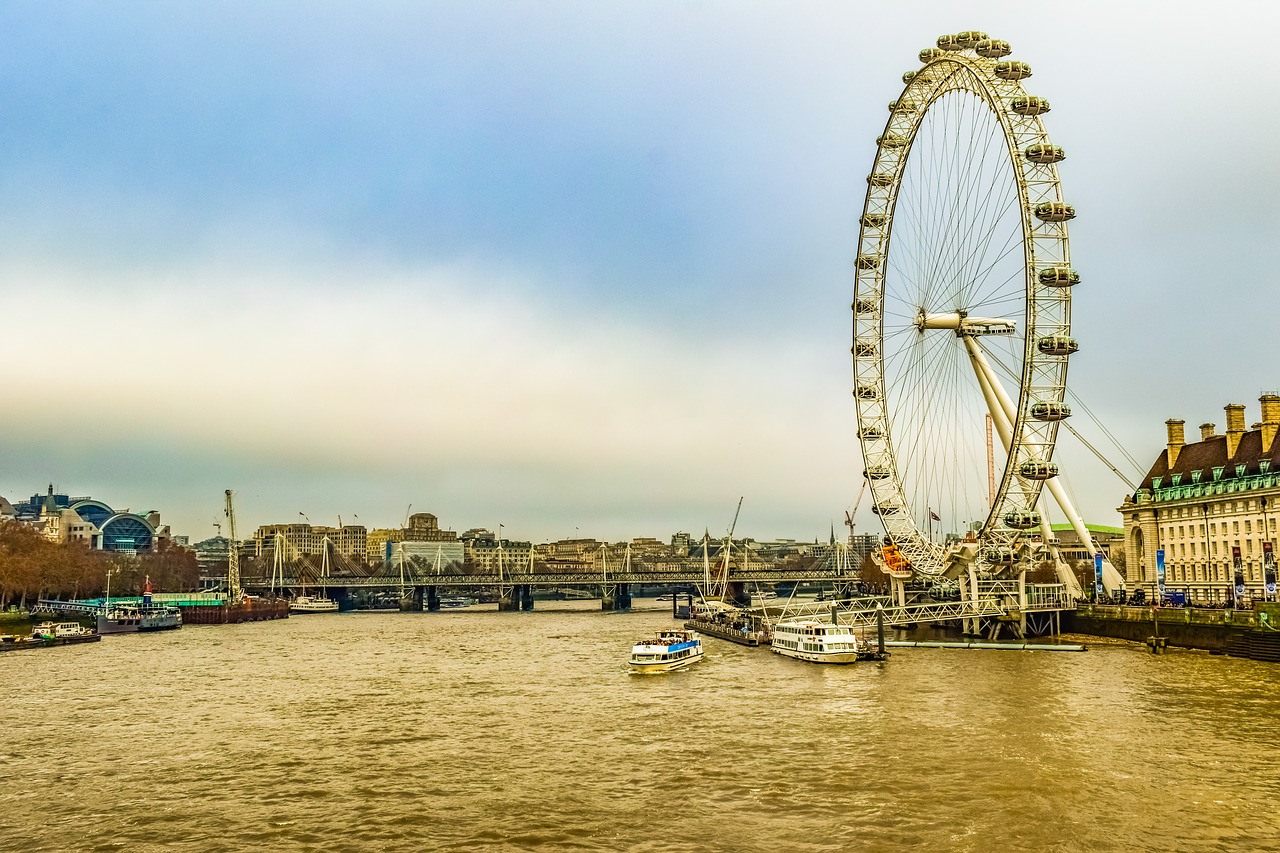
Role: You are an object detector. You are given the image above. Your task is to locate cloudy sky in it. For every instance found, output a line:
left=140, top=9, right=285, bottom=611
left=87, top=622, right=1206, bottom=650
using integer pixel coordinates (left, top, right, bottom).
left=1, top=1, right=1277, bottom=543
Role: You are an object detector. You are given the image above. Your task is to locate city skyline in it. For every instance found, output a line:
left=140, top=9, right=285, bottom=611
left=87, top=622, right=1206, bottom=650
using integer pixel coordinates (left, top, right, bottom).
left=2, top=2, right=1278, bottom=542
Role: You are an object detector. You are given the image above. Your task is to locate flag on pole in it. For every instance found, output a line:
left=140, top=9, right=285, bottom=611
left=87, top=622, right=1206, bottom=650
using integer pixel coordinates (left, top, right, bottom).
left=929, top=509, right=940, bottom=522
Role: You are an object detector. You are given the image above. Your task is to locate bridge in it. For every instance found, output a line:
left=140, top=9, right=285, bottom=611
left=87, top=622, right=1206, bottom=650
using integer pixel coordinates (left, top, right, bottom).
left=241, top=556, right=858, bottom=611
left=239, top=547, right=1074, bottom=637
left=765, top=580, right=1073, bottom=639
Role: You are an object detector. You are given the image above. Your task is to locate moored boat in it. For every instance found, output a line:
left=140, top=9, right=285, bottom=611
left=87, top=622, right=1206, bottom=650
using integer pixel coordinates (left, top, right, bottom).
left=291, top=595, right=340, bottom=613
left=1, top=622, right=102, bottom=652
left=97, top=606, right=183, bottom=634
left=629, top=629, right=704, bottom=673
left=771, top=619, right=864, bottom=664
left=31, top=621, right=95, bottom=639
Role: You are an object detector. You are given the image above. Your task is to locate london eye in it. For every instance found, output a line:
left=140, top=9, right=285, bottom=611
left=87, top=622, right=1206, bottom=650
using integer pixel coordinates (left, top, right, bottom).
left=853, top=31, right=1091, bottom=584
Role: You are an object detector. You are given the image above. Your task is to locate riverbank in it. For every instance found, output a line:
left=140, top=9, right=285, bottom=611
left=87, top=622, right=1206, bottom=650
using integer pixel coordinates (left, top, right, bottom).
left=1066, top=602, right=1280, bottom=660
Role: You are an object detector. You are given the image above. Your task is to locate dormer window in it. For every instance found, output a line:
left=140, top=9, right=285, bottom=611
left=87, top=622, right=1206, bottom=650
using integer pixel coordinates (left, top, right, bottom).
left=1261, top=460, right=1271, bottom=474
left=1171, top=474, right=1182, bottom=486
left=1236, top=464, right=1248, bottom=478
left=1213, top=466, right=1225, bottom=481
left=1191, top=470, right=1203, bottom=483
left=1152, top=477, right=1163, bottom=489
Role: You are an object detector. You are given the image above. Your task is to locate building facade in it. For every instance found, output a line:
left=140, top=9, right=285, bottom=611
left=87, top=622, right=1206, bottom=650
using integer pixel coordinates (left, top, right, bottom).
left=1119, top=396, right=1280, bottom=602
left=253, top=522, right=368, bottom=562
left=7, top=485, right=171, bottom=554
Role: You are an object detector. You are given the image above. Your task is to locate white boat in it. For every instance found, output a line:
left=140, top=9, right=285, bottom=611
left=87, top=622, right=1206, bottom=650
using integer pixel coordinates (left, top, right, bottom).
left=439, top=596, right=477, bottom=608
left=31, top=621, right=95, bottom=639
left=291, top=595, right=339, bottom=613
left=771, top=619, right=863, bottom=664
left=292, top=536, right=340, bottom=613
left=629, top=630, right=704, bottom=673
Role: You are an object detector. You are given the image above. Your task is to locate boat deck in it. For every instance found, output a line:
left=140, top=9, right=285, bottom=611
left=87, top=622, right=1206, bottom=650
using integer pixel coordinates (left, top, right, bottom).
left=684, top=619, right=765, bottom=647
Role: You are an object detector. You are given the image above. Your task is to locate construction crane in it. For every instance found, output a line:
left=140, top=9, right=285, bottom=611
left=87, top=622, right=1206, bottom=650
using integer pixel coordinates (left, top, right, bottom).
left=224, top=489, right=241, bottom=603
left=714, top=497, right=744, bottom=601
left=844, top=479, right=868, bottom=546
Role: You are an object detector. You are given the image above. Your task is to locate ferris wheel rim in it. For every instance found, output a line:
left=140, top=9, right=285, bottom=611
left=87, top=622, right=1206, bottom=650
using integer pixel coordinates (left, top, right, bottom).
left=852, top=34, right=1075, bottom=575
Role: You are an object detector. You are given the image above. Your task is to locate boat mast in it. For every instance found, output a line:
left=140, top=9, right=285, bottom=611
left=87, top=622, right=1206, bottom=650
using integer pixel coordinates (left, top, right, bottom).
left=224, top=489, right=241, bottom=602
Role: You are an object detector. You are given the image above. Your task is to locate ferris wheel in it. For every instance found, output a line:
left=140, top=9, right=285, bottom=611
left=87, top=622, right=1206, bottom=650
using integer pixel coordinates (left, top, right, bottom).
left=853, top=31, right=1082, bottom=578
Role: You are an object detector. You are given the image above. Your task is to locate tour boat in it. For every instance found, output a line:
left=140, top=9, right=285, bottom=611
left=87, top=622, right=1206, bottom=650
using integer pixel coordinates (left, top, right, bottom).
left=31, top=622, right=95, bottom=639
left=95, top=574, right=183, bottom=634
left=771, top=619, right=863, bottom=664
left=291, top=595, right=340, bottom=613
left=628, top=630, right=704, bottom=673
left=1, top=622, right=102, bottom=652
left=292, top=539, right=341, bottom=613
left=96, top=606, right=183, bottom=634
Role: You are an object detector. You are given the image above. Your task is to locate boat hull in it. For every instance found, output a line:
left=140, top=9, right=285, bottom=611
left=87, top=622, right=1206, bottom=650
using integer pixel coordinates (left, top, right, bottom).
left=0, top=634, right=101, bottom=652
left=291, top=597, right=339, bottom=613
left=97, top=610, right=183, bottom=634
left=771, top=647, right=860, bottom=665
left=629, top=650, right=704, bottom=673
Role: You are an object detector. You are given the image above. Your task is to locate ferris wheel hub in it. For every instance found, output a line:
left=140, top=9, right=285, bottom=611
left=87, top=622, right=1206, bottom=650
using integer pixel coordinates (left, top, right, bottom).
left=914, top=310, right=1016, bottom=336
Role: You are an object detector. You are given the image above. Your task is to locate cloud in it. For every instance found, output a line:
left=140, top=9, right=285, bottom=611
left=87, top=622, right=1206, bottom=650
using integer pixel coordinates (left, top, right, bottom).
left=2, top=1, right=1279, bottom=542
left=0, top=256, right=856, bottom=539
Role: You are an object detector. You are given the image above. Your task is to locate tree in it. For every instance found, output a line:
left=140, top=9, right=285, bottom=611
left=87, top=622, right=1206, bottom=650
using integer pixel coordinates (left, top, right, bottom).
left=138, top=540, right=200, bottom=592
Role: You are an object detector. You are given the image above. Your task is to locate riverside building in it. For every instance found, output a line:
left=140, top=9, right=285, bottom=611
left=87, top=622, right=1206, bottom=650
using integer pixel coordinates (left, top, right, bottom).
left=1119, top=396, right=1280, bottom=602
left=253, top=522, right=368, bottom=562
left=6, top=485, right=172, bottom=554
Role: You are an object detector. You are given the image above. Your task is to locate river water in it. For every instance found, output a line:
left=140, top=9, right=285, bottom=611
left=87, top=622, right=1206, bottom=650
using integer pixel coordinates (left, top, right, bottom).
left=3, top=600, right=1279, bottom=852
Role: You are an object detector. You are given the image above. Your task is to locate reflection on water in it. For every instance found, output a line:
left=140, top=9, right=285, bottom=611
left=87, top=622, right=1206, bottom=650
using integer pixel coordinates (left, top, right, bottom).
left=3, top=601, right=1279, bottom=852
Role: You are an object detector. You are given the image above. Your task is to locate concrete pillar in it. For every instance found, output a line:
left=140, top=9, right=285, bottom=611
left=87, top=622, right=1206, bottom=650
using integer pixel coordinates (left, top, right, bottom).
left=498, top=586, right=520, bottom=611
left=332, top=587, right=352, bottom=612
left=426, top=586, right=440, bottom=612
left=601, top=583, right=631, bottom=611
left=401, top=586, right=424, bottom=612
left=520, top=585, right=534, bottom=611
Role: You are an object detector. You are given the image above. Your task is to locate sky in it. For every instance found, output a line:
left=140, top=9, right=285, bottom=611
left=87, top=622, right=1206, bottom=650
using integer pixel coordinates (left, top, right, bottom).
left=1, top=1, right=1278, bottom=544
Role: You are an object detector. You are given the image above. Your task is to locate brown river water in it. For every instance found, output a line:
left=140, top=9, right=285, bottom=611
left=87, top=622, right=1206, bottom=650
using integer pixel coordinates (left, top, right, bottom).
left=3, top=600, right=1279, bottom=852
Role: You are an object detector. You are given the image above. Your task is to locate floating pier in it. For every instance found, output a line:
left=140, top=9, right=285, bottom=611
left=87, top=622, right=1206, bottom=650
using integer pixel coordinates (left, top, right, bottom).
left=884, top=640, right=1087, bottom=652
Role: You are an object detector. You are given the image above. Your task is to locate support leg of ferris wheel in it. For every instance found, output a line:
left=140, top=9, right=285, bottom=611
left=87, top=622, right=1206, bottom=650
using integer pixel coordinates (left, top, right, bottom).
left=965, top=337, right=1077, bottom=601
left=964, top=335, right=1119, bottom=598
left=890, top=575, right=906, bottom=608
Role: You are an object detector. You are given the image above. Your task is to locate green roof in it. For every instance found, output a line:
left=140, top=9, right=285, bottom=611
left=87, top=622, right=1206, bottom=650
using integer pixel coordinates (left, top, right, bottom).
left=1050, top=523, right=1123, bottom=536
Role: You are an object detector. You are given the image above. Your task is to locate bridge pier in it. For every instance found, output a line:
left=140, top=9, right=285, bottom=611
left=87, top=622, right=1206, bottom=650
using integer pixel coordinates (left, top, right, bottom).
left=426, top=586, right=440, bottom=612
left=499, top=585, right=534, bottom=611
left=332, top=587, right=353, bottom=612
left=498, top=586, right=519, bottom=611
left=602, top=583, right=632, bottom=611
left=401, top=586, right=424, bottom=612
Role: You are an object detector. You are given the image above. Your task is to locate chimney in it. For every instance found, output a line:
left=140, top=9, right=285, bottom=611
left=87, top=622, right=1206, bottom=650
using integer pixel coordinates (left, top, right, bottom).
left=1225, top=403, right=1246, bottom=458
left=1261, top=394, right=1280, bottom=452
left=1166, top=418, right=1186, bottom=468
left=1200, top=423, right=1216, bottom=441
